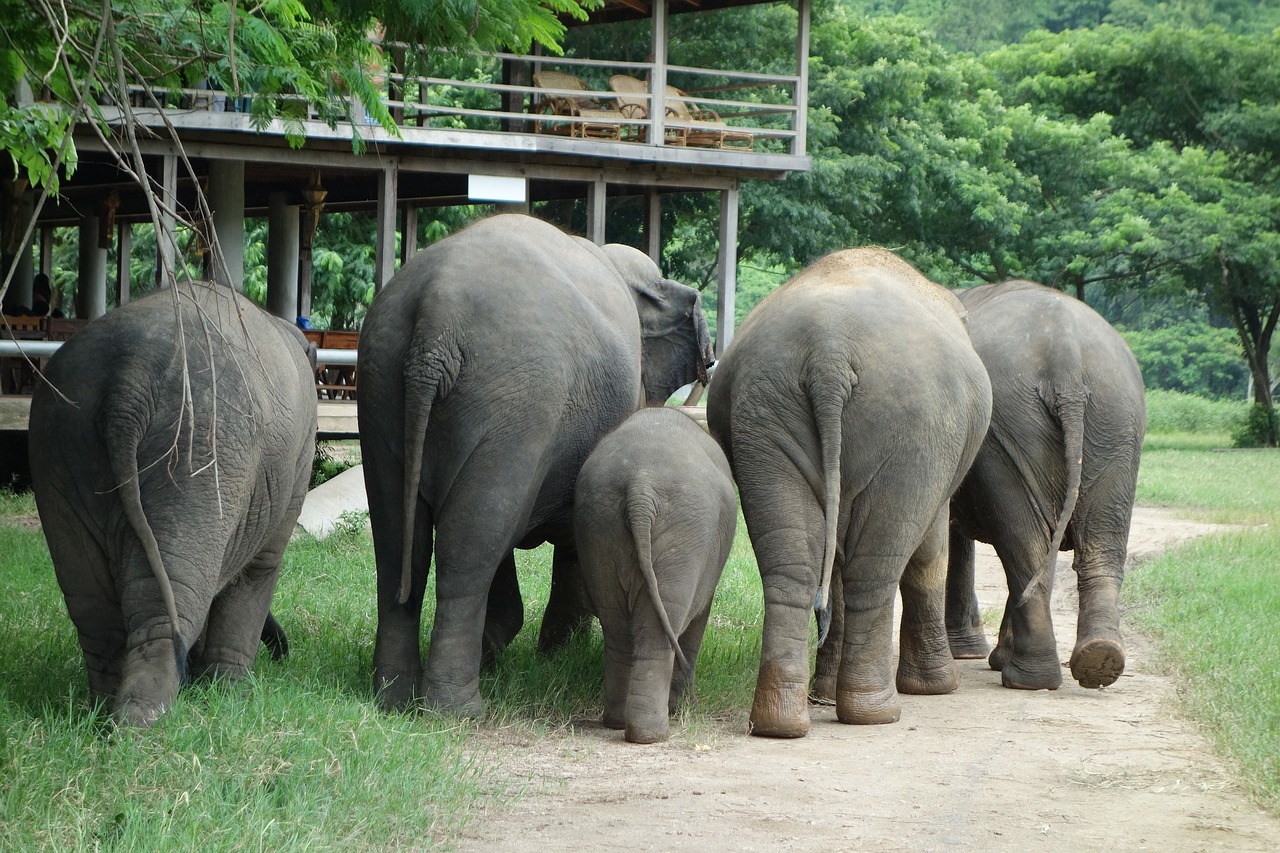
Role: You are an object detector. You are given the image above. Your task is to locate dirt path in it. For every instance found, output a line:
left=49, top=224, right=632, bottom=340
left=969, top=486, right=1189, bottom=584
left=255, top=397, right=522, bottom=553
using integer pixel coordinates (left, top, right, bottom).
left=455, top=507, right=1279, bottom=851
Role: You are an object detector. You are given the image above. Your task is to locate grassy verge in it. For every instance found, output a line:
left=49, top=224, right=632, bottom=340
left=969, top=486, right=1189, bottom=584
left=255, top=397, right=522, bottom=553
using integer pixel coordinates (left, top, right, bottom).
left=0, top=502, right=765, bottom=849
left=1126, top=428, right=1280, bottom=811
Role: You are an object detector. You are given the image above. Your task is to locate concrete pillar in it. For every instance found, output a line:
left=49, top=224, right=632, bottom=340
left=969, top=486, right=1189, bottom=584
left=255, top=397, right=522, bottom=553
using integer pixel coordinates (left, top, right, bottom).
left=267, top=191, right=300, bottom=321
left=644, top=189, right=662, bottom=263
left=586, top=180, right=607, bottom=245
left=117, top=223, right=132, bottom=306
left=76, top=214, right=108, bottom=319
left=401, top=205, right=418, bottom=264
left=715, top=186, right=739, bottom=357
left=374, top=164, right=398, bottom=290
left=207, top=159, right=245, bottom=288
left=6, top=189, right=36, bottom=308
left=155, top=155, right=177, bottom=287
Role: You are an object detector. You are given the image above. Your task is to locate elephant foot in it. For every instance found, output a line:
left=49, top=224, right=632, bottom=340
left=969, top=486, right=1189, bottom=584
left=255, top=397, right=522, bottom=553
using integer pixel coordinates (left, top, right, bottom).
left=836, top=685, right=901, bottom=725
left=897, top=658, right=959, bottom=696
left=810, top=674, right=837, bottom=705
left=987, top=639, right=1012, bottom=672
left=423, top=679, right=485, bottom=718
left=373, top=668, right=423, bottom=713
left=112, top=696, right=171, bottom=728
left=1070, top=637, right=1125, bottom=688
left=749, top=662, right=810, bottom=738
left=537, top=613, right=592, bottom=654
left=625, top=718, right=670, bottom=744
left=1000, top=657, right=1063, bottom=691
left=602, top=709, right=626, bottom=730
left=948, top=628, right=991, bottom=660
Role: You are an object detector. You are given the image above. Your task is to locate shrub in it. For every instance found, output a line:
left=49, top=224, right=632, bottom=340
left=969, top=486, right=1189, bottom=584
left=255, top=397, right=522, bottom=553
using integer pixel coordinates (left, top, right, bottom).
left=1144, top=389, right=1248, bottom=435
left=1231, top=403, right=1280, bottom=448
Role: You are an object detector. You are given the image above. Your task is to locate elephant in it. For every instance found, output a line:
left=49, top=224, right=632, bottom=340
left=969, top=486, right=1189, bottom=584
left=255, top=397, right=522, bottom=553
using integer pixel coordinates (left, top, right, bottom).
left=707, top=247, right=992, bottom=737
left=945, top=280, right=1146, bottom=690
left=29, top=282, right=318, bottom=726
left=573, top=406, right=737, bottom=744
left=357, top=213, right=714, bottom=716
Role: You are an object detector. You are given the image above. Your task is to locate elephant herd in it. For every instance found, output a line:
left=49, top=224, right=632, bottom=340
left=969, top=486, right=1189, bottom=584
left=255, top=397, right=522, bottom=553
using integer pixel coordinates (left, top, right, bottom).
left=27, top=213, right=1146, bottom=742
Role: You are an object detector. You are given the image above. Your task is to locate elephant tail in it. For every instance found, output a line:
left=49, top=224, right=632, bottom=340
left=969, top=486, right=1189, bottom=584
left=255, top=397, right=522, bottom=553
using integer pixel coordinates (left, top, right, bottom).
left=396, top=330, right=462, bottom=604
left=803, top=355, right=857, bottom=646
left=1022, top=390, right=1086, bottom=606
left=627, top=485, right=692, bottom=678
left=109, top=423, right=188, bottom=682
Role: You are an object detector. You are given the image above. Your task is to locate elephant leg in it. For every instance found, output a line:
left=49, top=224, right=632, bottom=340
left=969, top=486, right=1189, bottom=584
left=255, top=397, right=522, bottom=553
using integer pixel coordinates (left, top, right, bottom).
left=48, top=522, right=123, bottom=707
left=836, top=500, right=946, bottom=725
left=811, top=567, right=843, bottom=704
left=897, top=508, right=959, bottom=696
left=194, top=551, right=283, bottom=682
left=538, top=543, right=593, bottom=653
left=745, top=483, right=826, bottom=739
left=1068, top=518, right=1129, bottom=688
left=599, top=612, right=631, bottom=731
left=483, top=551, right=524, bottom=668
left=372, top=493, right=433, bottom=712
left=945, top=523, right=990, bottom=658
left=988, top=598, right=1015, bottom=671
left=625, top=605, right=678, bottom=744
left=993, top=539, right=1062, bottom=690
left=260, top=611, right=289, bottom=662
left=670, top=606, right=711, bottom=714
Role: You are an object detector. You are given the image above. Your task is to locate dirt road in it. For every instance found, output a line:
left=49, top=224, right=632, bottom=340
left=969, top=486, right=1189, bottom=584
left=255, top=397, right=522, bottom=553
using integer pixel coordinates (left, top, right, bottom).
left=455, top=506, right=1279, bottom=851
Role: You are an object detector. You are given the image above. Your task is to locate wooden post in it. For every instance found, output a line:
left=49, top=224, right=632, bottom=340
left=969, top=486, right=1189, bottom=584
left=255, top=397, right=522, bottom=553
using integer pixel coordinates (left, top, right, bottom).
left=116, top=222, right=132, bottom=306
left=645, top=189, right=662, bottom=263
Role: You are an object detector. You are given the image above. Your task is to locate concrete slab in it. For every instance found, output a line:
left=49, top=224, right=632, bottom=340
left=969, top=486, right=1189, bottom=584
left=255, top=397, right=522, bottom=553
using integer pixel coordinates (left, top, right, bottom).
left=296, top=463, right=368, bottom=539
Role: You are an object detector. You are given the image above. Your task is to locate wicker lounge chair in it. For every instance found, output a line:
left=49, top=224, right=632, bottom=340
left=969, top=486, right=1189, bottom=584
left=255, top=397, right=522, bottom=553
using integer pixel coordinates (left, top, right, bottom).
left=663, top=84, right=754, bottom=150
left=532, top=71, right=623, bottom=141
left=608, top=75, right=753, bottom=149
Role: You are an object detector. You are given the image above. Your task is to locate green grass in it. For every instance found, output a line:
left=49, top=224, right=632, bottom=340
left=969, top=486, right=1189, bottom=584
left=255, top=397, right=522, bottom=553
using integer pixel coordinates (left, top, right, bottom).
left=1127, top=398, right=1280, bottom=812
left=4, top=385, right=1278, bottom=845
left=0, top=504, right=766, bottom=849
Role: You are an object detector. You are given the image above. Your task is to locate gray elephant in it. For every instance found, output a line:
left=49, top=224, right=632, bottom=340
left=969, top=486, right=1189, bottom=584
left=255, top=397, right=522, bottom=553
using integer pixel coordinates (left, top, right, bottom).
left=946, top=280, right=1146, bottom=690
left=707, top=248, right=992, bottom=737
left=574, top=406, right=736, bottom=744
left=29, top=283, right=318, bottom=726
left=357, top=214, right=713, bottom=716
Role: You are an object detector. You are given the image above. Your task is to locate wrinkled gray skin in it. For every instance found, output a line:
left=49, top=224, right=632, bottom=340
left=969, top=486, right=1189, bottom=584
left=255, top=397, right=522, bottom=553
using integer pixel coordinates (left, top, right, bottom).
left=707, top=248, right=992, bottom=738
left=946, top=280, right=1146, bottom=690
left=29, top=283, right=317, bottom=727
left=574, top=407, right=736, bottom=744
left=358, top=214, right=713, bottom=716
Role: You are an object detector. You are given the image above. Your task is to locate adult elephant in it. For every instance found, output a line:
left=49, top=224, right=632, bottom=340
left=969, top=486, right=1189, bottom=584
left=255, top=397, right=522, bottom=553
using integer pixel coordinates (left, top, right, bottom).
left=707, top=248, right=992, bottom=737
left=358, top=214, right=713, bottom=715
left=29, top=283, right=317, bottom=726
left=946, top=280, right=1146, bottom=690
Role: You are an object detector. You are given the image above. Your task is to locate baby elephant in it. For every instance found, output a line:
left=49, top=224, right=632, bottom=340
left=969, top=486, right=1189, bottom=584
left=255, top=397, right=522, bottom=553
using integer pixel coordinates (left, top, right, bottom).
left=29, top=283, right=317, bottom=726
left=574, top=406, right=737, bottom=744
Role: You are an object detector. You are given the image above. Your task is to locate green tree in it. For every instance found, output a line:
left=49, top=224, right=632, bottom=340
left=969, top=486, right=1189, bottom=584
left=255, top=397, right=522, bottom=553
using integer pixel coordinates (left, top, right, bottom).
left=987, top=25, right=1280, bottom=443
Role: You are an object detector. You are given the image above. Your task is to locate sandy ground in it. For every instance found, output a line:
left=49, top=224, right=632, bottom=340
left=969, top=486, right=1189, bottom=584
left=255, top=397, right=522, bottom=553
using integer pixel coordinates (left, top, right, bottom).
left=454, top=506, right=1279, bottom=852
